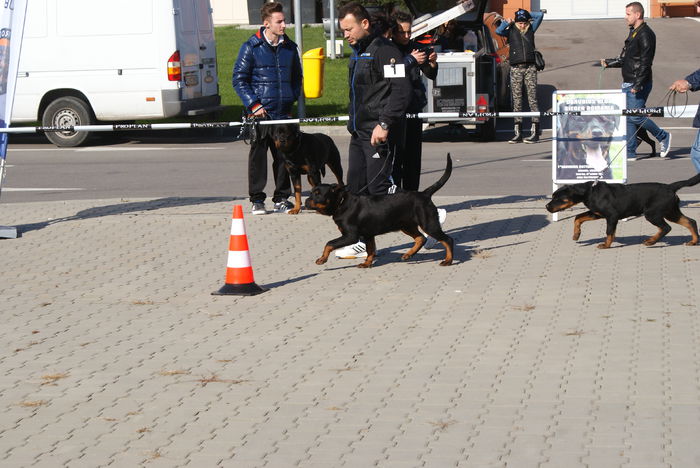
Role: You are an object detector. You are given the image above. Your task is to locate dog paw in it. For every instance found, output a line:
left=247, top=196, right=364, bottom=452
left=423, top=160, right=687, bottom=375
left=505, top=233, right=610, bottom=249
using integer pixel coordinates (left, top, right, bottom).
left=596, top=243, right=610, bottom=249
left=288, top=208, right=301, bottom=215
left=685, top=241, right=698, bottom=246
left=439, top=260, right=453, bottom=266
left=643, top=239, right=657, bottom=246
left=572, top=233, right=581, bottom=241
left=315, top=257, right=328, bottom=265
left=357, top=262, right=372, bottom=268
left=400, top=253, right=413, bottom=261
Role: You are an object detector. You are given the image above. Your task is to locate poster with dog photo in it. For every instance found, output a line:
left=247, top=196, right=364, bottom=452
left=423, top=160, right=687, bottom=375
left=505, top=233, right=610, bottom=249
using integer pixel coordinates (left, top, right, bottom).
left=552, top=90, right=627, bottom=184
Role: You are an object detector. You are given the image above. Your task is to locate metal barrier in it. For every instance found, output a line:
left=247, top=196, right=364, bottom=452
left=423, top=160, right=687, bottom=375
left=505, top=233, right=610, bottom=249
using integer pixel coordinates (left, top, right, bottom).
left=0, top=106, right=696, bottom=134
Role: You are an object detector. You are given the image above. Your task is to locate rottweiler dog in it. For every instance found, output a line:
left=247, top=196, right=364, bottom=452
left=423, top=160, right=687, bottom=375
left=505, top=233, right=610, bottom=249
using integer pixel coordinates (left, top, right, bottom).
left=272, top=123, right=344, bottom=214
left=546, top=174, right=700, bottom=249
left=557, top=111, right=620, bottom=179
left=305, top=154, right=454, bottom=268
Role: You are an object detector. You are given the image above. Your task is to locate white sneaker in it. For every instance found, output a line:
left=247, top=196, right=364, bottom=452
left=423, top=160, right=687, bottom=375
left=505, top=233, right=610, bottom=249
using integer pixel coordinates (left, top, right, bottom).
left=659, top=133, right=672, bottom=158
left=437, top=208, right=447, bottom=224
left=251, top=202, right=266, bottom=215
left=273, top=200, right=294, bottom=213
left=334, top=241, right=367, bottom=259
left=425, top=208, right=447, bottom=249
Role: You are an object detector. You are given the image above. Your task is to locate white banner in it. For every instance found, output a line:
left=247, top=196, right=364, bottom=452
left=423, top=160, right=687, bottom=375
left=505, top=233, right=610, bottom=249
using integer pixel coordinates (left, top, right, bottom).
left=552, top=89, right=628, bottom=184
left=0, top=0, right=28, bottom=195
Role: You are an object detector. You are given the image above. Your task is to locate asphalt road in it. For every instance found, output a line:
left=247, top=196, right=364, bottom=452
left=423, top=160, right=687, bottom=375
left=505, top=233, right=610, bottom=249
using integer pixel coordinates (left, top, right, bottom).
left=1, top=17, right=699, bottom=204
left=2, top=124, right=698, bottom=204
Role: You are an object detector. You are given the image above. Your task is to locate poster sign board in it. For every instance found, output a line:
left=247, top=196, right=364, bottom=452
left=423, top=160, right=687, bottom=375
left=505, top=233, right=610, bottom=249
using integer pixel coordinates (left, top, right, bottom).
left=552, top=90, right=627, bottom=184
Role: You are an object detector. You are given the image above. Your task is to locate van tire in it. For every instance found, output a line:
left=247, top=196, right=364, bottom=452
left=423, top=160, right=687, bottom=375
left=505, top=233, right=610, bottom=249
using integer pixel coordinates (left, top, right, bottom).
left=42, top=96, right=95, bottom=147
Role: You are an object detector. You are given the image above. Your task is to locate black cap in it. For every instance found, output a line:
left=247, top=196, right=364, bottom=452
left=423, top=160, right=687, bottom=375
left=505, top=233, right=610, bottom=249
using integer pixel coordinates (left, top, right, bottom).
left=515, top=9, right=531, bottom=22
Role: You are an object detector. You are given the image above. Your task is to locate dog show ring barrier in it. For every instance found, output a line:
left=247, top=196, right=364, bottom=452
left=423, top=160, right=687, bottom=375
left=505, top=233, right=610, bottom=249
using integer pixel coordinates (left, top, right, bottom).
left=0, top=106, right=696, bottom=135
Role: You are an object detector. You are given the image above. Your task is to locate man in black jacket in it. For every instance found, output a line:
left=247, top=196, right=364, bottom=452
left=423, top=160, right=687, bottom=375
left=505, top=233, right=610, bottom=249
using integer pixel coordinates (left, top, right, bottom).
left=334, top=2, right=412, bottom=259
left=602, top=2, right=671, bottom=160
left=391, top=10, right=438, bottom=191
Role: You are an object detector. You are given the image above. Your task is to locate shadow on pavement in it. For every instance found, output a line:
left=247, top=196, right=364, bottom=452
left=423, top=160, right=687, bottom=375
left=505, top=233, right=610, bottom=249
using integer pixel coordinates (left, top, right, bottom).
left=261, top=273, right=320, bottom=289
left=446, top=214, right=550, bottom=243
left=441, top=195, right=548, bottom=211
left=16, top=196, right=237, bottom=235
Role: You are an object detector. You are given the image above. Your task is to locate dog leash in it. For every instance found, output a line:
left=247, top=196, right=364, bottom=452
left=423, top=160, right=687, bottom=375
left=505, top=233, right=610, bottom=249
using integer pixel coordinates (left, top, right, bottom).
left=665, top=89, right=689, bottom=118
left=593, top=88, right=675, bottom=180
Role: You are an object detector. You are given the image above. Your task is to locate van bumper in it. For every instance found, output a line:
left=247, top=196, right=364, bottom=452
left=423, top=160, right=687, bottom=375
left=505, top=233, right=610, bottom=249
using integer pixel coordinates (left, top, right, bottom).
left=162, top=91, right=223, bottom=117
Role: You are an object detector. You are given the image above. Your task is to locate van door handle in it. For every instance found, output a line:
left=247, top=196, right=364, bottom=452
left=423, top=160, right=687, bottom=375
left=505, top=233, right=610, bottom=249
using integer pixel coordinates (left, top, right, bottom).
left=200, top=45, right=206, bottom=50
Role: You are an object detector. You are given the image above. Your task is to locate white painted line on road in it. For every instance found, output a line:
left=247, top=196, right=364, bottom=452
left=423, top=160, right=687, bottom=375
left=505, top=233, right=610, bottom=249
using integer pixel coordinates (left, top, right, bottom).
left=498, top=127, right=697, bottom=133
left=7, top=146, right=226, bottom=152
left=75, top=146, right=226, bottom=152
left=4, top=187, right=85, bottom=192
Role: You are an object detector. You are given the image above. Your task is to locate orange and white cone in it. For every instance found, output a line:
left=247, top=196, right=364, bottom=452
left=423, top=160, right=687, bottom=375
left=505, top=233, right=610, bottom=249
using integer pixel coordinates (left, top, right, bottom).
left=212, top=205, right=268, bottom=296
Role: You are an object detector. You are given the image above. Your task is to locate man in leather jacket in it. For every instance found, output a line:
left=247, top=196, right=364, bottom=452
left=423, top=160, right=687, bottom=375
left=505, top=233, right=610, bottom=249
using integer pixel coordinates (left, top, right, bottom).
left=602, top=1, right=671, bottom=160
left=232, top=2, right=302, bottom=215
left=332, top=2, right=412, bottom=260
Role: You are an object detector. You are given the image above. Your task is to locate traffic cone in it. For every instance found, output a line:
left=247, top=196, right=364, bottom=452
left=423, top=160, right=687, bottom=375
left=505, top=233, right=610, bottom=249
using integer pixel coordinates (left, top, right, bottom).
left=212, top=205, right=268, bottom=296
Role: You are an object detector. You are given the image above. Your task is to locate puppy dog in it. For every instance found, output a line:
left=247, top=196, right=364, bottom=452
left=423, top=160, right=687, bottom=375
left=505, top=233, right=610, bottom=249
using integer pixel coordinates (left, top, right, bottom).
left=546, top=174, right=700, bottom=249
left=272, top=123, right=343, bottom=214
left=557, top=112, right=620, bottom=179
left=305, top=154, right=454, bottom=268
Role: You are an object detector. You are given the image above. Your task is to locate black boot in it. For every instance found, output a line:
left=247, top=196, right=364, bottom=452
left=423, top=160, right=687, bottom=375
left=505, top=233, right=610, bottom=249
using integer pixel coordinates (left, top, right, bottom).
left=508, top=123, right=523, bottom=144
left=524, top=122, right=540, bottom=144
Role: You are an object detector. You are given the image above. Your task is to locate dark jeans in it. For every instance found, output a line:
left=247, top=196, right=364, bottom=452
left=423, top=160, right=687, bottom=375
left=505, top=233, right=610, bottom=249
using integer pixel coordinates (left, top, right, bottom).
left=392, top=118, right=422, bottom=191
left=347, top=132, right=396, bottom=196
left=248, top=124, right=291, bottom=204
left=624, top=81, right=668, bottom=159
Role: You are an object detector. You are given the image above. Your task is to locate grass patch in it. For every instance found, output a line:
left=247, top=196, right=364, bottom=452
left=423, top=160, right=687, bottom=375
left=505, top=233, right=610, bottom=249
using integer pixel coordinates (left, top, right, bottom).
left=215, top=25, right=349, bottom=122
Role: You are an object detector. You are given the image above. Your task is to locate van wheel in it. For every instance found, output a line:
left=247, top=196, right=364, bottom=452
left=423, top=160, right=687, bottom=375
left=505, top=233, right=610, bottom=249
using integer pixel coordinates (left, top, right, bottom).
left=42, top=97, right=95, bottom=147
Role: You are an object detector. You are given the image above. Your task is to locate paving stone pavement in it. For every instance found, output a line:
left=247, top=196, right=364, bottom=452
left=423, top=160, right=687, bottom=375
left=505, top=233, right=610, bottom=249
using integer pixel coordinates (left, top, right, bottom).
left=2, top=194, right=700, bottom=467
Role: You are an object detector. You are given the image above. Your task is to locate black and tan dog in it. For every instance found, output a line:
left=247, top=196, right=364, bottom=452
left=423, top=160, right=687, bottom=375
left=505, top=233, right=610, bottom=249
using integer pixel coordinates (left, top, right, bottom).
left=546, top=174, right=700, bottom=248
left=305, top=154, right=454, bottom=268
left=272, top=123, right=344, bottom=214
left=557, top=112, right=621, bottom=179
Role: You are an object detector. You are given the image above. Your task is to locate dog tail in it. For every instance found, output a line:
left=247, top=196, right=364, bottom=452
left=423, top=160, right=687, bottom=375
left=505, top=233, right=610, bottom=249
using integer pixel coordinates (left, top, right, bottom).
left=669, top=173, right=700, bottom=192
left=422, top=154, right=452, bottom=198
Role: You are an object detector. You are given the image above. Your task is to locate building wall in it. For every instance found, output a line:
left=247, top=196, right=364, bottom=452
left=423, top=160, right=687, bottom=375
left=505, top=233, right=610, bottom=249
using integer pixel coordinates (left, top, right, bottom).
left=495, top=0, right=689, bottom=19
left=211, top=0, right=249, bottom=25
left=210, top=0, right=696, bottom=25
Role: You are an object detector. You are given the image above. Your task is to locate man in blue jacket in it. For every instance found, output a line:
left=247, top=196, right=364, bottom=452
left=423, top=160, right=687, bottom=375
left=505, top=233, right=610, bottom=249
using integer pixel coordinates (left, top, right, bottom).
left=669, top=1, right=700, bottom=171
left=232, top=2, right=302, bottom=215
left=669, top=79, right=700, bottom=170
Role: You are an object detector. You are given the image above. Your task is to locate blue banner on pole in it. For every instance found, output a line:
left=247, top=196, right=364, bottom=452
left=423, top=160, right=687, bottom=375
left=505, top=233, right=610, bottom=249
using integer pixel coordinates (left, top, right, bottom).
left=0, top=0, right=28, bottom=189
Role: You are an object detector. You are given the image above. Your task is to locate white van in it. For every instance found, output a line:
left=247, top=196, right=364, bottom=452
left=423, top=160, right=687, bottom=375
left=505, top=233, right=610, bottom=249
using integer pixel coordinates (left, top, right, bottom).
left=13, top=0, right=221, bottom=146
